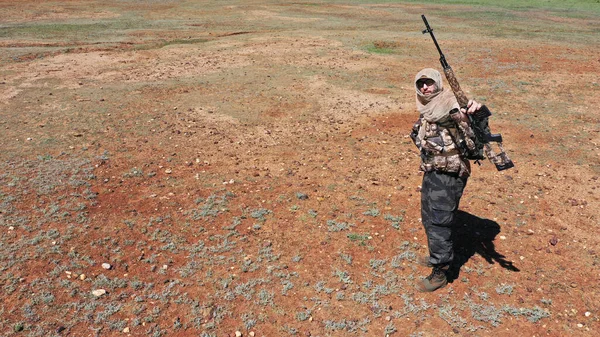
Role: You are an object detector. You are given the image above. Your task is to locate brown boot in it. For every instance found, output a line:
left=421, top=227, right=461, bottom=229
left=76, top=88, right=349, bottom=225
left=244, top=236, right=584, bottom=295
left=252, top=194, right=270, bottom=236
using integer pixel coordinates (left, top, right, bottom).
left=416, top=265, right=449, bottom=292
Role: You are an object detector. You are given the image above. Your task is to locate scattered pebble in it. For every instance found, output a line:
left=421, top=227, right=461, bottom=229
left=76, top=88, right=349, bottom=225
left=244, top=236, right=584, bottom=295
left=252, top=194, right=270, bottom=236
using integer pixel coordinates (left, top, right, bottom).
left=235, top=331, right=242, bottom=337
left=585, top=311, right=591, bottom=317
left=165, top=169, right=172, bottom=174
left=500, top=235, right=506, bottom=240
left=80, top=274, right=86, bottom=280
left=102, top=263, right=112, bottom=270
left=92, top=289, right=106, bottom=297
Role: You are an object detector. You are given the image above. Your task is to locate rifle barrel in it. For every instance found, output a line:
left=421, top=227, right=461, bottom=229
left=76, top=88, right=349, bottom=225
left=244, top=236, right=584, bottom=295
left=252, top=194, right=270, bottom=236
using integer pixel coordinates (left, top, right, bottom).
left=421, top=15, right=449, bottom=69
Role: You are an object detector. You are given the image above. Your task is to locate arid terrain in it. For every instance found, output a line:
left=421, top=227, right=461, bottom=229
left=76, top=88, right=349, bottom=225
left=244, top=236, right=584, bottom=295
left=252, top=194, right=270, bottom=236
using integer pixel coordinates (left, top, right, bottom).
left=1, top=1, right=599, bottom=336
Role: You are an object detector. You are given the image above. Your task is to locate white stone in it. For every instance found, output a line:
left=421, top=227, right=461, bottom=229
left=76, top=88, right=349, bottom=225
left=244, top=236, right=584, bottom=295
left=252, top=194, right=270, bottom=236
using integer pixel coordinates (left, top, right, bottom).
left=102, top=263, right=112, bottom=270
left=123, top=327, right=130, bottom=333
left=92, top=289, right=107, bottom=297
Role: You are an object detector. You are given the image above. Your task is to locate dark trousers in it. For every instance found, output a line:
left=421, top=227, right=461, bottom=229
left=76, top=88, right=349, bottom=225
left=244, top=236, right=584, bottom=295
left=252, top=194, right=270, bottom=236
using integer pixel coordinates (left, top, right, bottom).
left=421, top=171, right=468, bottom=266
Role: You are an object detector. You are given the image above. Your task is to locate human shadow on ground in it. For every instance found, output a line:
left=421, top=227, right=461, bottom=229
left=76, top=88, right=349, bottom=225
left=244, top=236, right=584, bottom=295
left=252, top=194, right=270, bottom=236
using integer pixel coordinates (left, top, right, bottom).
left=447, top=210, right=520, bottom=282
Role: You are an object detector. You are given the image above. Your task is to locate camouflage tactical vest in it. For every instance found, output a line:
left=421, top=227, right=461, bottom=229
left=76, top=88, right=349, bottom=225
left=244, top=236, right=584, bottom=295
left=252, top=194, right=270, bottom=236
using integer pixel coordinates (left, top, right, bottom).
left=410, top=115, right=471, bottom=177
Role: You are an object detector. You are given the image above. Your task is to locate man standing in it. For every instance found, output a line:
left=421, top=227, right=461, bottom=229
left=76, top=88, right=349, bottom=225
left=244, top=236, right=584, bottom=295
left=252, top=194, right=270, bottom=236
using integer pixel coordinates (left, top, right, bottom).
left=410, top=68, right=482, bottom=292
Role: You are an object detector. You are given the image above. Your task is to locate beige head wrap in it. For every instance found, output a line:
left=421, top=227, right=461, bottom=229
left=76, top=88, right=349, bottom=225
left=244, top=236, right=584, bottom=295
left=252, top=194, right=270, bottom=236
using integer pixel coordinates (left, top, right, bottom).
left=415, top=68, right=459, bottom=123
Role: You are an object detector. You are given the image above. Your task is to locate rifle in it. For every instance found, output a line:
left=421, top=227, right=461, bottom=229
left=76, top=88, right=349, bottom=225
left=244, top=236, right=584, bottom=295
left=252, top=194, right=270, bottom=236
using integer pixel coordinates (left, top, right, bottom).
left=421, top=15, right=514, bottom=171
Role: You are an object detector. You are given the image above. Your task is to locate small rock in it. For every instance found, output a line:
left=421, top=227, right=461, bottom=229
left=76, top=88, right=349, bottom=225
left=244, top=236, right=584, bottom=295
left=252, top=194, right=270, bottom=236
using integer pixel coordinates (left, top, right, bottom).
left=92, top=289, right=107, bottom=297
left=585, top=311, right=591, bottom=317
left=235, top=331, right=242, bottom=337
left=249, top=332, right=255, bottom=337
left=8, top=226, right=14, bottom=230
left=577, top=323, right=583, bottom=328
left=123, top=327, right=130, bottom=333
left=296, top=192, right=309, bottom=200
left=499, top=235, right=506, bottom=240
left=570, top=283, right=577, bottom=288
left=549, top=236, right=558, bottom=246
left=165, top=169, right=172, bottom=174
left=80, top=274, right=86, bottom=280
left=56, top=326, right=66, bottom=333
left=102, top=263, right=112, bottom=270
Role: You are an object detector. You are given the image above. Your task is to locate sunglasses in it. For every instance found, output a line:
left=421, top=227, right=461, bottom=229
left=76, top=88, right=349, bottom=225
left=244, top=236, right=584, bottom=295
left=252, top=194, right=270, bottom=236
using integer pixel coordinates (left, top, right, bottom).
left=416, top=78, right=436, bottom=88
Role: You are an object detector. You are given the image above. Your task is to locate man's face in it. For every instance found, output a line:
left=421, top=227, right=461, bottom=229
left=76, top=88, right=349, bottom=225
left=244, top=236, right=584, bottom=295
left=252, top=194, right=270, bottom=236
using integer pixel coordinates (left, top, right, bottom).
left=417, top=78, right=437, bottom=96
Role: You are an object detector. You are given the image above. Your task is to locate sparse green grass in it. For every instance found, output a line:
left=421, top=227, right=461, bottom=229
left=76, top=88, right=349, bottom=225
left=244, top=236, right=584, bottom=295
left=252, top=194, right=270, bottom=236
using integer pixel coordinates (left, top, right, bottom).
left=365, top=43, right=396, bottom=55
left=347, top=232, right=370, bottom=246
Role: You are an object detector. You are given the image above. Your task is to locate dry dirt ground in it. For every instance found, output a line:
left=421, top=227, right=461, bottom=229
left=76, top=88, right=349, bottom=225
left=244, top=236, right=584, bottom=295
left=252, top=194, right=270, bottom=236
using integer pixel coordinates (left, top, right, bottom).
left=1, top=1, right=599, bottom=336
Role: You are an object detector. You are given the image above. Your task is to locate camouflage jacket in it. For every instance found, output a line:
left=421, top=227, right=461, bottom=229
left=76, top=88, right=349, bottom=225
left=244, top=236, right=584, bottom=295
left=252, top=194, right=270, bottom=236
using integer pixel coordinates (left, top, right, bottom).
left=410, top=115, right=471, bottom=177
